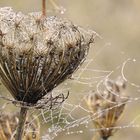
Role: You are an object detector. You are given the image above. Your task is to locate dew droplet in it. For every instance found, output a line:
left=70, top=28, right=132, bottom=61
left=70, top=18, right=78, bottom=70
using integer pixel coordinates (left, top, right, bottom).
left=59, top=7, right=66, bottom=15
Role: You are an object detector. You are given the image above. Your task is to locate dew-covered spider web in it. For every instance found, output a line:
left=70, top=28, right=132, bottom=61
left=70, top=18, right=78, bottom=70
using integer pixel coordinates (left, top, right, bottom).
left=0, top=42, right=140, bottom=140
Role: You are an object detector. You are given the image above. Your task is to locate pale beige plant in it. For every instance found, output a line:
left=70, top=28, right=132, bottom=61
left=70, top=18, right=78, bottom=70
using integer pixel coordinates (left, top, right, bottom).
left=85, top=77, right=128, bottom=140
left=0, top=111, right=40, bottom=140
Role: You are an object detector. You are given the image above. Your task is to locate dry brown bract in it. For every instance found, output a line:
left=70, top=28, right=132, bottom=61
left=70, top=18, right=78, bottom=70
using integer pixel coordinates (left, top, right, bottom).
left=0, top=111, right=40, bottom=140
left=0, top=7, right=95, bottom=106
left=85, top=77, right=128, bottom=140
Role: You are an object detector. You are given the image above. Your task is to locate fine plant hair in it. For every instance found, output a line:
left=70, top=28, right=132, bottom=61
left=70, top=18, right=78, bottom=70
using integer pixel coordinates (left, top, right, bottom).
left=0, top=1, right=95, bottom=139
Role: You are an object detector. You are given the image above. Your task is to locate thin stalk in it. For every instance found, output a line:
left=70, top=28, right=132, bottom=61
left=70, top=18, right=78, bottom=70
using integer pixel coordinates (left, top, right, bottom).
left=49, top=0, right=59, bottom=10
left=42, top=0, right=46, bottom=16
left=15, top=107, right=28, bottom=140
left=102, top=137, right=108, bottom=140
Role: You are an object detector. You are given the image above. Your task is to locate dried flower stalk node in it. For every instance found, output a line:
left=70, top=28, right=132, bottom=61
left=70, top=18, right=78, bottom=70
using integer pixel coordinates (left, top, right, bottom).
left=0, top=7, right=95, bottom=105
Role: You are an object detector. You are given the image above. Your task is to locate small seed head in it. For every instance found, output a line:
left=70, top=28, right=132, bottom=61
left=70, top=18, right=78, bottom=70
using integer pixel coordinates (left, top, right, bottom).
left=85, top=77, right=128, bottom=139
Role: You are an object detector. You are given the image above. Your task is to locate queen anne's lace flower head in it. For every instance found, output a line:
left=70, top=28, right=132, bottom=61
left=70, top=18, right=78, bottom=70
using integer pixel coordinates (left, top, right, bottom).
left=0, top=111, right=40, bottom=140
left=0, top=7, right=95, bottom=105
left=85, top=77, right=128, bottom=140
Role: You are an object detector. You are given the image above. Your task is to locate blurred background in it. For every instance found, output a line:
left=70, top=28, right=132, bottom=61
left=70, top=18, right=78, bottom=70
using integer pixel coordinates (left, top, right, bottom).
left=0, top=0, right=140, bottom=140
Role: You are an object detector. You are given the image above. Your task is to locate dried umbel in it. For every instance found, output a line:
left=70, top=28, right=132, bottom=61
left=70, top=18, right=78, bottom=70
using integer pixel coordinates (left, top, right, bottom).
left=0, top=7, right=95, bottom=105
left=85, top=77, right=128, bottom=140
left=0, top=111, right=40, bottom=140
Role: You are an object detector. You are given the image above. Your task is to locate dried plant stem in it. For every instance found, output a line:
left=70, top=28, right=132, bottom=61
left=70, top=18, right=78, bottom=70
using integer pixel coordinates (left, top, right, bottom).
left=102, top=137, right=108, bottom=140
left=49, top=0, right=59, bottom=10
left=42, top=0, right=46, bottom=16
left=15, top=107, right=28, bottom=140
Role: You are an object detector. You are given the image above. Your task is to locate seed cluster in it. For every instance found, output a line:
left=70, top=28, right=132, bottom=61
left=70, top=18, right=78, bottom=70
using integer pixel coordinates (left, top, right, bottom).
left=0, top=111, right=40, bottom=140
left=0, top=7, right=94, bottom=104
left=85, top=77, right=128, bottom=140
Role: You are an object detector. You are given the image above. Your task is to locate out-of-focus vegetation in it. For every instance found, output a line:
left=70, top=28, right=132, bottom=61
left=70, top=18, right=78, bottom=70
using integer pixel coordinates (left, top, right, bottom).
left=0, top=0, right=140, bottom=140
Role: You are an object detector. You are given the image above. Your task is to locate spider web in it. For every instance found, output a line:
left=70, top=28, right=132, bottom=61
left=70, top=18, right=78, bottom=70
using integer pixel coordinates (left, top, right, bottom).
left=0, top=43, right=140, bottom=140
left=41, top=60, right=140, bottom=140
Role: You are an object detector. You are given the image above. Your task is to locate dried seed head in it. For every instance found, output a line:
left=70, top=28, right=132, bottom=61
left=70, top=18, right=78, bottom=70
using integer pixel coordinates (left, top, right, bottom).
left=0, top=7, right=95, bottom=104
left=85, top=77, right=128, bottom=139
left=0, top=111, right=40, bottom=140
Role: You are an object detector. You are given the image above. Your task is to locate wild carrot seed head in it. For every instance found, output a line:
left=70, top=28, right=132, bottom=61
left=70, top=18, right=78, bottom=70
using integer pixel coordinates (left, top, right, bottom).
left=0, top=111, right=40, bottom=140
left=85, top=77, right=128, bottom=139
left=0, top=7, right=95, bottom=105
